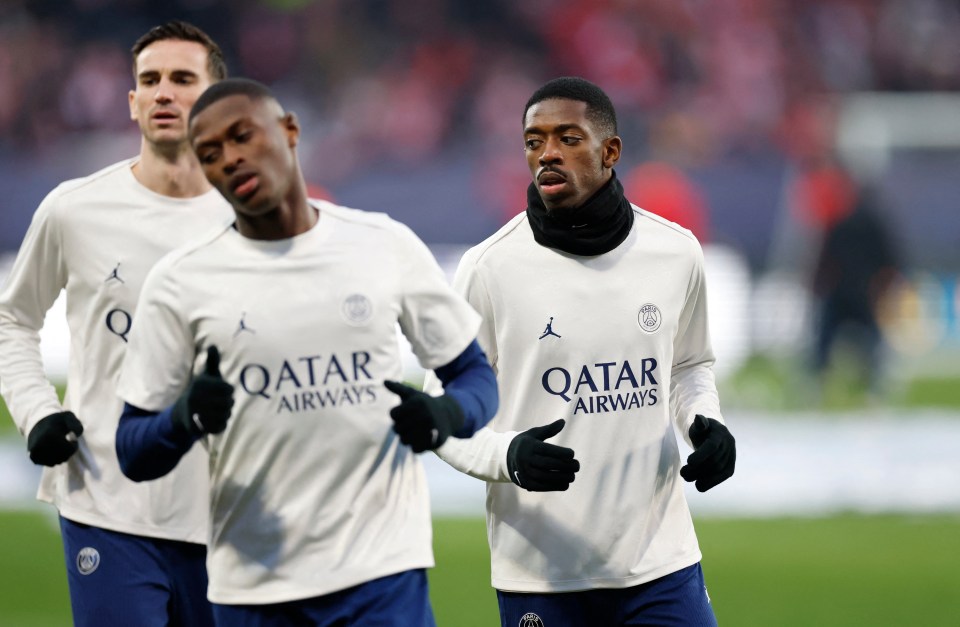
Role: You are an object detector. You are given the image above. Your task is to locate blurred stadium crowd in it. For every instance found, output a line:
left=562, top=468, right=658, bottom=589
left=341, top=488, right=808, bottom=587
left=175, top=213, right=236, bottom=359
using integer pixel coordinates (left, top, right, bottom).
left=1, top=0, right=959, bottom=382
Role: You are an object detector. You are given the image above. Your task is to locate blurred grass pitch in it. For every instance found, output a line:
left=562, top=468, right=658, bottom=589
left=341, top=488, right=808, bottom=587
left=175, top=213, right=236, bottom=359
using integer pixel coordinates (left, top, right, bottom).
left=6, top=511, right=957, bottom=626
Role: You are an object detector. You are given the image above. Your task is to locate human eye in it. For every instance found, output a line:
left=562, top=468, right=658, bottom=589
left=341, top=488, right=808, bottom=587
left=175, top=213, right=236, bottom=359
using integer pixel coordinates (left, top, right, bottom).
left=178, top=70, right=203, bottom=85
left=197, top=149, right=220, bottom=165
left=524, top=138, right=542, bottom=150
left=561, top=135, right=582, bottom=145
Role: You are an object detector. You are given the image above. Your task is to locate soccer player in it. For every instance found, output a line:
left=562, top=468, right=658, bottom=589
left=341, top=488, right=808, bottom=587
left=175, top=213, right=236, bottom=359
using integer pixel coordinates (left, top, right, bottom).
left=430, top=77, right=736, bottom=626
left=114, top=78, right=498, bottom=626
left=0, top=21, right=232, bottom=626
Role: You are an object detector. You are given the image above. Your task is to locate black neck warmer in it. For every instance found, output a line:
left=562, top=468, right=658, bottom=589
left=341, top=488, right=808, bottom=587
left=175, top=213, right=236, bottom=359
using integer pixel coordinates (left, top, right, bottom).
left=525, top=172, right=634, bottom=256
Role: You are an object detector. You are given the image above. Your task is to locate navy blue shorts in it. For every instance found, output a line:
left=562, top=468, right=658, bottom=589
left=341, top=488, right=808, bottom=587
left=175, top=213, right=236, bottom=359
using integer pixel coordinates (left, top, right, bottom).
left=59, top=515, right=213, bottom=627
left=496, top=563, right=717, bottom=627
left=212, top=568, right=436, bottom=627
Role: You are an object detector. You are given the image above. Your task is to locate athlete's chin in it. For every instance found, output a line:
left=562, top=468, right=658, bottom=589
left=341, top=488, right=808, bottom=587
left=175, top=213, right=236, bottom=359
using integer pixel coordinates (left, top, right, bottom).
left=147, top=130, right=187, bottom=146
left=540, top=183, right=583, bottom=209
left=231, top=195, right=278, bottom=219
left=228, top=183, right=264, bottom=209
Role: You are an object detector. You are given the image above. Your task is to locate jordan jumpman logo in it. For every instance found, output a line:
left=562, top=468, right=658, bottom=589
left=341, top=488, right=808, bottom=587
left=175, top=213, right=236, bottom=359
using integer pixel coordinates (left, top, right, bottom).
left=234, top=312, right=255, bottom=337
left=105, top=262, right=124, bottom=284
left=538, top=317, right=561, bottom=340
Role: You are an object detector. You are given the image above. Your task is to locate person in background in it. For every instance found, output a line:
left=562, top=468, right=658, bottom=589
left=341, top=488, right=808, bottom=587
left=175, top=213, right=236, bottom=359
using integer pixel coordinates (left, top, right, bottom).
left=0, top=21, right=232, bottom=626
left=811, top=184, right=902, bottom=396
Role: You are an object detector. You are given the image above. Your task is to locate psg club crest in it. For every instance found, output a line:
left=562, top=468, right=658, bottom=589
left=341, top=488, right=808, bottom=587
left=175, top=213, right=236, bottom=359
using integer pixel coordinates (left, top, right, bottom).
left=341, top=293, right=373, bottom=325
left=519, top=613, right=545, bottom=627
left=638, top=303, right=662, bottom=333
left=77, top=547, right=100, bottom=575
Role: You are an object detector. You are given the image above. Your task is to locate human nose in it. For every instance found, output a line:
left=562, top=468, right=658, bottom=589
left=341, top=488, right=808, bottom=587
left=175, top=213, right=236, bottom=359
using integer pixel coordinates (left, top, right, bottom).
left=153, top=78, right=173, bottom=104
left=222, top=144, right=243, bottom=174
left=539, top=137, right=562, bottom=166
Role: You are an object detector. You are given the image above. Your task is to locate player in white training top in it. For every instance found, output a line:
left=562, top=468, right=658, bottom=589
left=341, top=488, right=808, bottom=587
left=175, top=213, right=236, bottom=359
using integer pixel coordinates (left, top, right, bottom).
left=115, top=78, right=498, bottom=627
left=430, top=77, right=737, bottom=627
left=0, top=21, right=232, bottom=627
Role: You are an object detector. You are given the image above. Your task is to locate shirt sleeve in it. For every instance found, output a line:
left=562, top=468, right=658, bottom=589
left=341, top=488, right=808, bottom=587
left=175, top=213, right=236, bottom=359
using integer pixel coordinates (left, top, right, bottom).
left=423, top=247, right=499, bottom=395
left=425, top=247, right=512, bottom=480
left=395, top=225, right=482, bottom=370
left=454, top=249, right=499, bottom=372
left=0, top=189, right=69, bottom=436
left=116, top=259, right=196, bottom=412
left=432, top=339, right=498, bottom=436
left=116, top=402, right=201, bottom=482
left=433, top=425, right=516, bottom=483
left=670, top=239, right=724, bottom=448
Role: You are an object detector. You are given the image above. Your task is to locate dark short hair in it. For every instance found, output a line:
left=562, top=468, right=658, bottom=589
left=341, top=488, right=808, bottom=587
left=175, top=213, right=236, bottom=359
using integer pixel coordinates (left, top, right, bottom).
left=189, top=78, right=275, bottom=124
left=523, top=77, right=618, bottom=138
left=131, top=21, right=227, bottom=81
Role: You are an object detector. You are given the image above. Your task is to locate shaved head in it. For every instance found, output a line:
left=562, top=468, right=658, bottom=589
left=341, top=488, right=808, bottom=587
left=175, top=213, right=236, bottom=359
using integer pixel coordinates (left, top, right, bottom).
left=190, top=78, right=280, bottom=125
left=524, top=77, right=618, bottom=139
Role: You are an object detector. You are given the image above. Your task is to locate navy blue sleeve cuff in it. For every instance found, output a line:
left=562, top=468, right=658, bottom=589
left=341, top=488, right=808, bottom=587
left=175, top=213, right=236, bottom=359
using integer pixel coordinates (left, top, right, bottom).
left=433, top=339, right=498, bottom=437
left=116, top=402, right=201, bottom=482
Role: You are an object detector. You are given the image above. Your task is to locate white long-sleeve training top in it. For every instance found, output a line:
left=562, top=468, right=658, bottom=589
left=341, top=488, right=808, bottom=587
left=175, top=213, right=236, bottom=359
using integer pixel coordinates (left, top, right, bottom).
left=0, top=159, right=232, bottom=542
left=431, top=206, right=725, bottom=593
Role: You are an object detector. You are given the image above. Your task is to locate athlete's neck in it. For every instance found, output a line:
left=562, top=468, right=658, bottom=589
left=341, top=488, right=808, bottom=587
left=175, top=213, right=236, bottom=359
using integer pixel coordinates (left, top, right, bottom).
left=236, top=203, right=318, bottom=241
left=131, top=140, right=212, bottom=198
left=236, top=179, right=318, bottom=241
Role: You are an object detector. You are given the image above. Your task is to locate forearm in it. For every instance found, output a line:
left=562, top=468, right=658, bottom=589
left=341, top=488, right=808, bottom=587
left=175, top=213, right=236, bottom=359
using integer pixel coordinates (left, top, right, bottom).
left=433, top=426, right=516, bottom=483
left=672, top=248, right=723, bottom=447
left=433, top=340, right=498, bottom=437
left=0, top=200, right=68, bottom=436
left=0, top=316, right=65, bottom=436
left=115, top=402, right=201, bottom=482
left=671, top=365, right=723, bottom=448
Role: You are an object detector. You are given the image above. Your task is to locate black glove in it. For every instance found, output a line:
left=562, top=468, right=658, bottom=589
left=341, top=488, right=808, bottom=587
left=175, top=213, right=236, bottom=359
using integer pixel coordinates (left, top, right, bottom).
left=507, top=419, right=580, bottom=492
left=680, top=414, right=735, bottom=492
left=171, top=346, right=235, bottom=436
left=384, top=380, right=464, bottom=452
left=27, top=411, right=84, bottom=466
